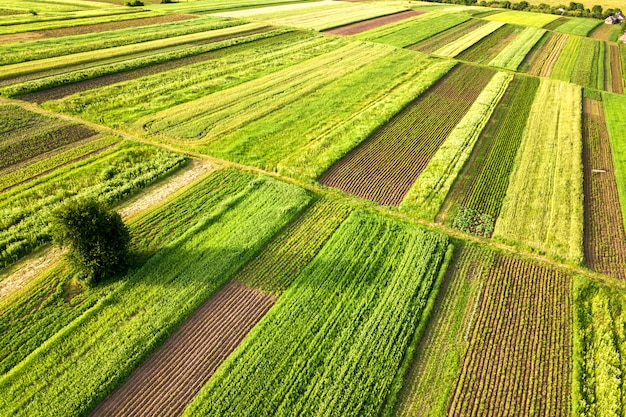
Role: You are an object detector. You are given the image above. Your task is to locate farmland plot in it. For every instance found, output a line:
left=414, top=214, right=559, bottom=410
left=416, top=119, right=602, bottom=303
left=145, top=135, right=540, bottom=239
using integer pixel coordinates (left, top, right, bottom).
left=0, top=169, right=252, bottom=375
left=494, top=79, right=583, bottom=263
left=410, top=19, right=487, bottom=54
left=433, top=21, right=505, bottom=58
left=483, top=10, right=562, bottom=27
left=554, top=17, right=601, bottom=36
left=603, top=93, right=626, bottom=229
left=400, top=71, right=512, bottom=220
left=589, top=23, right=622, bottom=42
left=582, top=98, right=626, bottom=279
left=353, top=12, right=471, bottom=48
left=180, top=210, right=452, bottom=417
left=1, top=25, right=282, bottom=98
left=0, top=171, right=311, bottom=417
left=607, top=43, right=624, bottom=94
left=202, top=51, right=453, bottom=174
left=397, top=244, right=494, bottom=417
left=552, top=36, right=605, bottom=90
left=573, top=277, right=626, bottom=417
left=318, top=64, right=494, bottom=206
left=0, top=141, right=186, bottom=268
left=525, top=32, right=568, bottom=77
left=488, top=27, right=546, bottom=70
left=324, top=10, right=423, bottom=36
left=448, top=255, right=572, bottom=416
left=135, top=42, right=392, bottom=143
left=45, top=31, right=346, bottom=126
left=455, top=24, right=519, bottom=64
left=439, top=75, right=540, bottom=225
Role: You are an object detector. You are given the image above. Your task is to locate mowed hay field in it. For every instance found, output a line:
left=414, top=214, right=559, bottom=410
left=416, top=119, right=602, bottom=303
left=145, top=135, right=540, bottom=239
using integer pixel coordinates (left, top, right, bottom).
left=2, top=0, right=626, bottom=416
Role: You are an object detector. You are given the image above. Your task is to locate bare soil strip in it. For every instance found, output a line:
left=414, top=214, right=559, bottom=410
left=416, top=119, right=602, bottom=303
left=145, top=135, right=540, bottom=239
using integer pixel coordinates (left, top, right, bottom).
left=527, top=32, right=567, bottom=77
left=589, top=23, right=616, bottom=41
left=0, top=159, right=211, bottom=300
left=582, top=98, right=626, bottom=279
left=609, top=43, right=624, bottom=94
left=323, top=10, right=422, bottom=36
left=448, top=255, right=571, bottom=417
left=90, top=281, right=275, bottom=417
left=319, top=64, right=494, bottom=206
left=0, top=14, right=195, bottom=44
left=19, top=26, right=274, bottom=103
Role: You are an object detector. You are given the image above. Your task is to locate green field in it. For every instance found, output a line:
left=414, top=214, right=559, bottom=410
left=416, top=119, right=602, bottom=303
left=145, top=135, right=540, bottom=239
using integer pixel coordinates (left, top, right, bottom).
left=1, top=1, right=625, bottom=416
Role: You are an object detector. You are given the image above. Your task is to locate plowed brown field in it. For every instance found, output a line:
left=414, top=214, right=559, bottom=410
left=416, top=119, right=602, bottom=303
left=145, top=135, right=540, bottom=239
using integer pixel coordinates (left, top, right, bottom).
left=448, top=255, right=571, bottom=417
left=582, top=98, right=626, bottom=278
left=324, top=10, right=422, bottom=35
left=90, top=281, right=274, bottom=417
left=318, top=64, right=494, bottom=206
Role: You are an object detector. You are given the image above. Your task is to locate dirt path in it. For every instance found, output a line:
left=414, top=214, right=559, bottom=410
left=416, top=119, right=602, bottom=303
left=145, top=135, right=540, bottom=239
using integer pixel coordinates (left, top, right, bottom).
left=90, top=280, right=275, bottom=417
left=0, top=159, right=211, bottom=301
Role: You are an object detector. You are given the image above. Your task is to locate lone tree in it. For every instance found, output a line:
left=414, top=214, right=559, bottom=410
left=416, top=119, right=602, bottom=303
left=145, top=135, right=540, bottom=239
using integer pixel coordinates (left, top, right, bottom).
left=52, top=199, right=130, bottom=285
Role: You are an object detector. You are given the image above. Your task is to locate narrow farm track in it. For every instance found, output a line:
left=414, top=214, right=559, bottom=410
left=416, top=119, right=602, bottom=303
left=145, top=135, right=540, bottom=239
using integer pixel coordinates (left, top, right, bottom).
left=89, top=281, right=274, bottom=417
left=0, top=97, right=623, bottom=291
left=582, top=98, right=626, bottom=279
left=448, top=255, right=571, bottom=417
left=319, top=64, right=494, bottom=206
left=323, top=10, right=422, bottom=35
left=0, top=159, right=211, bottom=301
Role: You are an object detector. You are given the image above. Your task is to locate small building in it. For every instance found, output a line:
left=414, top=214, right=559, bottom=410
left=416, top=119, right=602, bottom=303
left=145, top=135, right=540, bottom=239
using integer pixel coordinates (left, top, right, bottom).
left=605, top=12, right=625, bottom=24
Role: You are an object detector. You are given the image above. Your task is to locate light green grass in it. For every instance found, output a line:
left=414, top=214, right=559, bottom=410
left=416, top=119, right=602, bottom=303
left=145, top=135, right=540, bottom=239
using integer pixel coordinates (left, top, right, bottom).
left=494, top=79, right=583, bottom=263
left=354, top=12, right=471, bottom=47
left=483, top=10, right=562, bottom=27
left=602, top=92, right=626, bottom=232
left=181, top=209, right=452, bottom=417
left=401, top=71, right=512, bottom=220
left=488, top=27, right=546, bottom=70
left=554, top=17, right=602, bottom=36
left=550, top=35, right=582, bottom=82
left=433, top=21, right=505, bottom=58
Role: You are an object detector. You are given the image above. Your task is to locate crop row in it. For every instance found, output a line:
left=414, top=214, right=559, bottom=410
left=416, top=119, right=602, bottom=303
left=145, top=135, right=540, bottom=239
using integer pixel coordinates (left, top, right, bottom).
left=397, top=244, right=494, bottom=417
left=607, top=43, right=624, bottom=94
left=137, top=42, right=392, bottom=143
left=551, top=36, right=606, bottom=90
left=525, top=32, right=568, bottom=77
left=0, top=105, right=96, bottom=169
left=204, top=51, right=454, bottom=174
left=494, top=79, right=584, bottom=263
left=433, top=21, right=505, bottom=58
left=445, top=75, right=540, bottom=222
left=181, top=210, right=452, bottom=417
left=235, top=198, right=352, bottom=297
left=573, top=278, right=626, bottom=417
left=410, top=19, right=486, bottom=54
left=0, top=16, right=240, bottom=65
left=354, top=11, right=471, bottom=48
left=0, top=170, right=311, bottom=417
left=589, top=22, right=622, bottom=42
left=0, top=135, right=119, bottom=192
left=582, top=98, right=626, bottom=279
left=401, top=71, right=512, bottom=220
left=456, top=24, right=518, bottom=64
left=449, top=254, right=572, bottom=416
left=90, top=280, right=276, bottom=417
left=488, top=27, right=546, bottom=71
left=0, top=141, right=186, bottom=268
left=318, top=64, right=493, bottom=206
left=0, top=22, right=271, bottom=82
left=47, top=31, right=344, bottom=127
left=602, top=92, right=626, bottom=231
left=1, top=27, right=285, bottom=98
